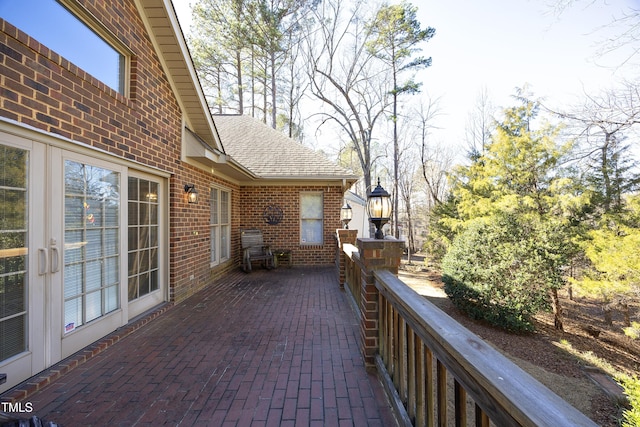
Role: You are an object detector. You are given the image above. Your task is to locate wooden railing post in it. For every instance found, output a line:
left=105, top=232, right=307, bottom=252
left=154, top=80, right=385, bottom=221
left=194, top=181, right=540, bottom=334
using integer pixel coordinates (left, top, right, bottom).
left=357, top=237, right=403, bottom=368
left=336, top=229, right=358, bottom=288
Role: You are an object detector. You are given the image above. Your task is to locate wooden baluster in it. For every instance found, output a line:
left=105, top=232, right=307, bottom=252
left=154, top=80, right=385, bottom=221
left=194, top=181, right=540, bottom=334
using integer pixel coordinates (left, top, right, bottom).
left=407, top=328, right=416, bottom=423
left=437, top=359, right=447, bottom=427
left=475, top=403, right=490, bottom=427
left=455, top=379, right=467, bottom=427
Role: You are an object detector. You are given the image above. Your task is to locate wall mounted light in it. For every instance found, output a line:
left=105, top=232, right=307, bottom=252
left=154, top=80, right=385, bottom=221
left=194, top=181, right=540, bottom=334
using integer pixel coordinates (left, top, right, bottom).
left=340, top=201, right=353, bottom=229
left=366, top=178, right=391, bottom=239
left=184, top=184, right=198, bottom=204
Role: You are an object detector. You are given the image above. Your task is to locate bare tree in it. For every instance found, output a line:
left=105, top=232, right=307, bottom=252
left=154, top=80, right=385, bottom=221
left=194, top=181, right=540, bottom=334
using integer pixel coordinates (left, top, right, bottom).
left=307, top=0, right=391, bottom=194
left=545, top=79, right=640, bottom=212
left=414, top=97, right=449, bottom=207
left=464, top=87, right=495, bottom=160
left=547, top=0, right=640, bottom=67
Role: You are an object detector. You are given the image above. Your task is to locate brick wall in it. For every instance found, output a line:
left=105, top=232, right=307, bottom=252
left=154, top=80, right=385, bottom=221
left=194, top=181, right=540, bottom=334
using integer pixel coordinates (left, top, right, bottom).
left=169, top=166, right=242, bottom=303
left=0, top=1, right=239, bottom=304
left=240, top=184, right=343, bottom=265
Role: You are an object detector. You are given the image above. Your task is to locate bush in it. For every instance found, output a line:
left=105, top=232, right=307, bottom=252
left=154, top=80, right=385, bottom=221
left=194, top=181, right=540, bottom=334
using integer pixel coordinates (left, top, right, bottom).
left=441, top=213, right=566, bottom=332
left=623, top=322, right=640, bottom=340
left=620, top=375, right=640, bottom=427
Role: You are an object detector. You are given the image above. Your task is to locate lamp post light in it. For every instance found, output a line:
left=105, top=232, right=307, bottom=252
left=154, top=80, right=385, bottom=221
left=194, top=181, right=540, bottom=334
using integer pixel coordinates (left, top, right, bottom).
left=340, top=201, right=353, bottom=229
left=366, top=178, right=392, bottom=239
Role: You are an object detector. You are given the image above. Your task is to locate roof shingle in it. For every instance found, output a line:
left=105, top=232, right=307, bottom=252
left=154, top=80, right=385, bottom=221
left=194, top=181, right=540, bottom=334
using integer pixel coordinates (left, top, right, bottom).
left=213, top=114, right=358, bottom=181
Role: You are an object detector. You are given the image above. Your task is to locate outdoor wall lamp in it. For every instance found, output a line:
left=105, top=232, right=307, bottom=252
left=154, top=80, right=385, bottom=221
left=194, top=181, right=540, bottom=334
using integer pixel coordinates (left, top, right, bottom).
left=184, top=184, right=198, bottom=204
left=366, top=178, right=391, bottom=239
left=340, top=201, right=353, bottom=229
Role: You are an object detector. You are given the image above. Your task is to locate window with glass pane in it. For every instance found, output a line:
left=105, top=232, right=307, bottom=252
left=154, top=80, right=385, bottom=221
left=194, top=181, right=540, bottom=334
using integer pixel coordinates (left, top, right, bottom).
left=0, top=145, right=28, bottom=361
left=127, top=177, right=159, bottom=301
left=0, top=0, right=126, bottom=93
left=64, top=161, right=120, bottom=333
left=210, top=187, right=230, bottom=265
left=300, top=193, right=323, bottom=244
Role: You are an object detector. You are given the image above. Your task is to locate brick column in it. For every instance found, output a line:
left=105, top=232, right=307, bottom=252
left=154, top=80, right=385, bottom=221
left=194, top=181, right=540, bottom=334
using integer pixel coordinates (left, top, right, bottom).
left=335, top=229, right=358, bottom=288
left=357, top=237, right=404, bottom=368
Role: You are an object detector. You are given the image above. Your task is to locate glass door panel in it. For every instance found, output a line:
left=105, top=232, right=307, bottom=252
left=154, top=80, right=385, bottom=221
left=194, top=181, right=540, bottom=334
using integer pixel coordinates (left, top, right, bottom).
left=0, top=135, right=45, bottom=394
left=0, top=145, right=28, bottom=361
left=127, top=175, right=162, bottom=319
left=63, top=160, right=120, bottom=334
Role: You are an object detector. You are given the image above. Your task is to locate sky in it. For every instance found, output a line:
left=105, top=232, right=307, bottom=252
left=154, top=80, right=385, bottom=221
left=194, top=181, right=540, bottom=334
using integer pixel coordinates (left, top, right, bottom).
left=415, top=0, right=639, bottom=147
left=172, top=0, right=639, bottom=155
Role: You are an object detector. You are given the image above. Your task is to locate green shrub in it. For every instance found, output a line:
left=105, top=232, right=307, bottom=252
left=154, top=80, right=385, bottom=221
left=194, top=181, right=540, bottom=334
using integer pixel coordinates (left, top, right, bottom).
left=623, top=322, right=640, bottom=340
left=441, top=213, right=567, bottom=332
left=621, top=375, right=640, bottom=427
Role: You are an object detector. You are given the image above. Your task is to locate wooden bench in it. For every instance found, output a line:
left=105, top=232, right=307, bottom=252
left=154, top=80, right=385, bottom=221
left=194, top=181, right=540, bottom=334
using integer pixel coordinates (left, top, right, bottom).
left=241, top=228, right=274, bottom=272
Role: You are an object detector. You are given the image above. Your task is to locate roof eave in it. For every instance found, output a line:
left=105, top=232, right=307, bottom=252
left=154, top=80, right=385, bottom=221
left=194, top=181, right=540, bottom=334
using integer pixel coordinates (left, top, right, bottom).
left=134, top=0, right=223, bottom=152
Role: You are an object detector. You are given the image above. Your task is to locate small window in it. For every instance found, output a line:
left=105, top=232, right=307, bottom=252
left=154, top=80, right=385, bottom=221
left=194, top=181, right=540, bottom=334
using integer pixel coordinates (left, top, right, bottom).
left=0, top=0, right=126, bottom=93
left=300, top=192, right=323, bottom=245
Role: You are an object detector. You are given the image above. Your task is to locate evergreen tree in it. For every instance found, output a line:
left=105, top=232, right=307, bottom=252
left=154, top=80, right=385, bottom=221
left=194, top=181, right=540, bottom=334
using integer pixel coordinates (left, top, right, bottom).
left=366, top=1, right=435, bottom=237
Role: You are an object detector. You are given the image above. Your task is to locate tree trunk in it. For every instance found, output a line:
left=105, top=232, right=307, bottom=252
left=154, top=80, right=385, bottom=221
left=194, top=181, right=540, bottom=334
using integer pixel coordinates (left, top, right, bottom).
left=271, top=51, right=277, bottom=128
left=236, top=50, right=243, bottom=115
left=603, top=304, right=613, bottom=326
left=622, top=302, right=631, bottom=327
left=550, top=288, right=564, bottom=331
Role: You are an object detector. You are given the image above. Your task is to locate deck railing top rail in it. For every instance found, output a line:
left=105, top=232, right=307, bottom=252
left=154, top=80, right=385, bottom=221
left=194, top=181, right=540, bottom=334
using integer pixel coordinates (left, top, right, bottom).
left=373, top=269, right=598, bottom=427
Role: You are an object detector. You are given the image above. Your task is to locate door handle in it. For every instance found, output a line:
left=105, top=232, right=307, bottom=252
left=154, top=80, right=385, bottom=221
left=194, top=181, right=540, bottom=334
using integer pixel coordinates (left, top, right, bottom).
left=50, top=238, right=60, bottom=273
left=38, top=248, right=48, bottom=275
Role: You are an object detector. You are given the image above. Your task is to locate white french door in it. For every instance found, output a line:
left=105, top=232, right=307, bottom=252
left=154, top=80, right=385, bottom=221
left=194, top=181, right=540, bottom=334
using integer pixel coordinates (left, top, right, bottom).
left=0, top=131, right=169, bottom=393
left=49, top=148, right=127, bottom=362
left=1, top=140, right=128, bottom=392
left=0, top=134, right=46, bottom=393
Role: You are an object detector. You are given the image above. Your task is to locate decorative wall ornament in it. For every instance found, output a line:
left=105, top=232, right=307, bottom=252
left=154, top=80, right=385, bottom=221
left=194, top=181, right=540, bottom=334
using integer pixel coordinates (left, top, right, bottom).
left=263, top=205, right=284, bottom=225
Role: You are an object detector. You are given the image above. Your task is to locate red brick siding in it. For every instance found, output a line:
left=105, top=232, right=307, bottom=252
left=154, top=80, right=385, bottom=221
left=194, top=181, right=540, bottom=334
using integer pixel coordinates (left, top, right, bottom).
left=0, top=1, right=239, bottom=303
left=239, top=185, right=343, bottom=265
left=169, top=167, right=241, bottom=303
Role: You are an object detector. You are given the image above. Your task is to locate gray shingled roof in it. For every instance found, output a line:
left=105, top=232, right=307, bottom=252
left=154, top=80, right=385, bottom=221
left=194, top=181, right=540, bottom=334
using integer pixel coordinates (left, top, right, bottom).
left=213, top=114, right=358, bottom=181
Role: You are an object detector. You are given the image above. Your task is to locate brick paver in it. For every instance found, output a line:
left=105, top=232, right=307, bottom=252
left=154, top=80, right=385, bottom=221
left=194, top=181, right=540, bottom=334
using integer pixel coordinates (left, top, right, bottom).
left=5, top=267, right=397, bottom=426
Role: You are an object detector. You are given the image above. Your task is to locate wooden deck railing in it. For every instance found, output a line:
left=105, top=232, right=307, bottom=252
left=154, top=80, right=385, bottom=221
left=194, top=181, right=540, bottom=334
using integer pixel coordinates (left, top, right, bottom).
left=342, top=243, right=360, bottom=309
left=338, top=236, right=598, bottom=427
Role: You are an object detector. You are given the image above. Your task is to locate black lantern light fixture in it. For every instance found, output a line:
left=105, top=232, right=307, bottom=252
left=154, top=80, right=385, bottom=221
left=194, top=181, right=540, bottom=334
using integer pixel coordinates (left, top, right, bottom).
left=340, top=201, right=353, bottom=229
left=366, top=178, right=392, bottom=239
left=184, top=184, right=198, bottom=204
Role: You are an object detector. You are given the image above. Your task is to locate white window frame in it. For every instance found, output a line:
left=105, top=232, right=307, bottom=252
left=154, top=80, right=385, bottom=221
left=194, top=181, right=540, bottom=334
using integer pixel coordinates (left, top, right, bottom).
left=210, top=186, right=231, bottom=266
left=300, top=192, right=323, bottom=245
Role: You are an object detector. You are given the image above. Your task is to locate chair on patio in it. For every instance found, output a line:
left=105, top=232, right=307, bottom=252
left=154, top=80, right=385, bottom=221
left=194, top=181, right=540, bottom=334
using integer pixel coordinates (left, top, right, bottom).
left=241, top=228, right=274, bottom=272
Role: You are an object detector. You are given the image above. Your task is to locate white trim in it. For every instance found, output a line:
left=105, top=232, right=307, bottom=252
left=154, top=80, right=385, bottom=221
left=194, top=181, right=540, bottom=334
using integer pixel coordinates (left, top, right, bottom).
left=209, top=185, right=231, bottom=267
left=300, top=191, right=324, bottom=245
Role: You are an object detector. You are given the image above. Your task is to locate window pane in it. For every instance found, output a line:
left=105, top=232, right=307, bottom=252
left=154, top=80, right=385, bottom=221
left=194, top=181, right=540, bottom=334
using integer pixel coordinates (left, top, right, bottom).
left=210, top=226, right=217, bottom=263
left=0, top=145, right=28, bottom=361
left=301, top=193, right=322, bottom=218
left=0, top=0, right=125, bottom=93
left=104, top=285, right=118, bottom=313
left=85, top=290, right=102, bottom=322
left=301, top=219, right=323, bottom=244
left=64, top=264, right=82, bottom=299
left=64, top=297, right=82, bottom=331
left=64, top=160, right=120, bottom=331
left=210, top=189, right=218, bottom=224
left=128, top=275, right=138, bottom=300
left=221, top=225, right=229, bottom=260
left=221, top=191, right=229, bottom=224
left=105, top=256, right=119, bottom=286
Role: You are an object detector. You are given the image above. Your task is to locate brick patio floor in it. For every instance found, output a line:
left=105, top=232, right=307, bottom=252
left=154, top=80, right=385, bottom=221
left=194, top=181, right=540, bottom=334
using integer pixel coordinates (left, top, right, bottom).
left=3, top=267, right=397, bottom=426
